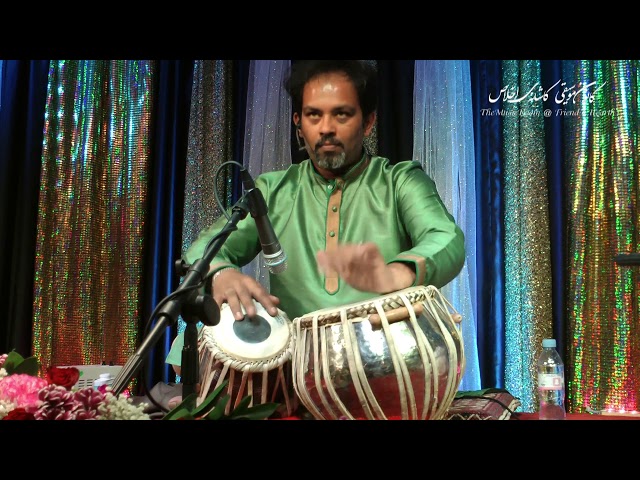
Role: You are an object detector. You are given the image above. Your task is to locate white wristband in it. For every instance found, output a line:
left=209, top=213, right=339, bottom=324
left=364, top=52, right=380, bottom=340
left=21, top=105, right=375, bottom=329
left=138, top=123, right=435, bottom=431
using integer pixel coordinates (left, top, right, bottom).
left=213, top=267, right=238, bottom=283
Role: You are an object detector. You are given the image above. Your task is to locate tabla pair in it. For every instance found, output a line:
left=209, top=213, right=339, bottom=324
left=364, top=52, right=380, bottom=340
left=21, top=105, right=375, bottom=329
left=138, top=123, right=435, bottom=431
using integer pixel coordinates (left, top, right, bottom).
left=196, top=285, right=465, bottom=420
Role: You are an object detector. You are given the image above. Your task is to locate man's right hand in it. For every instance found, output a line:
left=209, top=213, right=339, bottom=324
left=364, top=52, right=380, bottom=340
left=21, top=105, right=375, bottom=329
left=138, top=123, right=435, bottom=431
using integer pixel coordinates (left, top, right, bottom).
left=210, top=268, right=280, bottom=320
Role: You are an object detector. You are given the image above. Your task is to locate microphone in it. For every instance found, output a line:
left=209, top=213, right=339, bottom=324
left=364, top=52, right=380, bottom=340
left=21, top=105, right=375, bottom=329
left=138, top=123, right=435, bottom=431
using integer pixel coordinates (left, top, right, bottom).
left=240, top=168, right=288, bottom=274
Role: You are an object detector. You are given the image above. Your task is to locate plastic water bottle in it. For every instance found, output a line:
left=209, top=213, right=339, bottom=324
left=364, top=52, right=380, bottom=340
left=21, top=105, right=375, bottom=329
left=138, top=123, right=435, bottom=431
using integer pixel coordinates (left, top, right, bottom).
left=93, top=373, right=114, bottom=390
left=537, top=338, right=566, bottom=420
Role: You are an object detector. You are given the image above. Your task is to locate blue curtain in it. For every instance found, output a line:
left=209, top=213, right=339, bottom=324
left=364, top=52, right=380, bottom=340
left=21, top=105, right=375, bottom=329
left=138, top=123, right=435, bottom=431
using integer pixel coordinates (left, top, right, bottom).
left=142, top=60, right=195, bottom=388
left=470, top=60, right=506, bottom=388
left=540, top=60, right=567, bottom=355
left=0, top=60, right=50, bottom=356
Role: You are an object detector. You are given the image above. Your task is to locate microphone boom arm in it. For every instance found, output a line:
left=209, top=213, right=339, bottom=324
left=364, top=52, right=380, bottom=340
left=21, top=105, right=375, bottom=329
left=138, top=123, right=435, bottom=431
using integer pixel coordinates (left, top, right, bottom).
left=110, top=197, right=251, bottom=396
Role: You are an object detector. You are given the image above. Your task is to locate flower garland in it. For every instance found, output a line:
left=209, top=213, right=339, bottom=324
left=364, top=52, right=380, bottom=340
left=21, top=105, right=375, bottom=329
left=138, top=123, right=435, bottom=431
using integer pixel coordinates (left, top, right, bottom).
left=0, top=352, right=150, bottom=420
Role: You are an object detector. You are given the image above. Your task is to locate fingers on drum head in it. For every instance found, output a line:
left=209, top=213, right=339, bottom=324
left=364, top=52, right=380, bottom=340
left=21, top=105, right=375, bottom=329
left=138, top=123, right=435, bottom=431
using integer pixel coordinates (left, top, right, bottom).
left=207, top=301, right=292, bottom=361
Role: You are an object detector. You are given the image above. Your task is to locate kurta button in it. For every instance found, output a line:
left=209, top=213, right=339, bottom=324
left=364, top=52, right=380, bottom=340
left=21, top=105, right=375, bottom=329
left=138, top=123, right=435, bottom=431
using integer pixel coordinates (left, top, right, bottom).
left=328, top=185, right=333, bottom=191
left=332, top=206, right=338, bottom=212
left=329, top=231, right=335, bottom=237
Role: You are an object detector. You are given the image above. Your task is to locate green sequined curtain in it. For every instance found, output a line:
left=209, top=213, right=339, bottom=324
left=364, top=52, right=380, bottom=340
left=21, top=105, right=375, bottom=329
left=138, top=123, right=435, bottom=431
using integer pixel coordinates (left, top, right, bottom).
left=502, top=60, right=554, bottom=412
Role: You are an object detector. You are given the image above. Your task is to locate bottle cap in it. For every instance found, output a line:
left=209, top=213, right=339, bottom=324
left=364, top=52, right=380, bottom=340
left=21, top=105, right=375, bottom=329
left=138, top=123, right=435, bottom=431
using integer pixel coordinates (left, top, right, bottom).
left=542, top=338, right=556, bottom=348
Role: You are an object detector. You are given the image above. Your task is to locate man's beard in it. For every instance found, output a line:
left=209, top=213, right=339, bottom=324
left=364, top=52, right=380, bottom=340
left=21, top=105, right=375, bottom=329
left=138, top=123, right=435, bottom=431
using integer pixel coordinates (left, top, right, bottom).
left=315, top=151, right=347, bottom=171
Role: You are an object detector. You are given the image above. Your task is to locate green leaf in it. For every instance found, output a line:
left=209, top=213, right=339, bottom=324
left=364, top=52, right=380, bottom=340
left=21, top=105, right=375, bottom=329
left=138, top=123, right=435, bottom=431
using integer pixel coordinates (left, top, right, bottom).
left=13, top=356, right=39, bottom=376
left=163, top=407, right=196, bottom=420
left=190, top=380, right=229, bottom=418
left=180, top=393, right=199, bottom=412
left=5, top=350, right=24, bottom=360
left=2, top=351, right=26, bottom=374
left=205, top=395, right=231, bottom=420
left=229, top=402, right=280, bottom=420
left=229, top=394, right=253, bottom=416
left=161, top=379, right=280, bottom=421
left=162, top=393, right=198, bottom=420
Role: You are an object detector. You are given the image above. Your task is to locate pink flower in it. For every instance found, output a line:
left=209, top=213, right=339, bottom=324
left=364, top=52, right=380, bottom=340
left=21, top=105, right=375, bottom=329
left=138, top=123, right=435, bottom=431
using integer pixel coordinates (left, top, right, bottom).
left=73, top=387, right=106, bottom=420
left=34, top=384, right=78, bottom=420
left=0, top=352, right=151, bottom=420
left=96, top=384, right=109, bottom=395
left=0, top=373, right=47, bottom=409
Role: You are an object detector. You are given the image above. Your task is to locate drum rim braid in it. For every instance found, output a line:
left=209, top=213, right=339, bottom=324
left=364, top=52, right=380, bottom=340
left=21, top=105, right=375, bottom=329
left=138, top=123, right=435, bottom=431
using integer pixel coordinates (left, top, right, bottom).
left=198, top=320, right=296, bottom=373
left=295, top=286, right=430, bottom=328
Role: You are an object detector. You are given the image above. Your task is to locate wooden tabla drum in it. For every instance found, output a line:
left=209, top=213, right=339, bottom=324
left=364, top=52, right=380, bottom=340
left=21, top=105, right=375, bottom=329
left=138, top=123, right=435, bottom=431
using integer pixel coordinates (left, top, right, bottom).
left=197, top=300, right=296, bottom=416
left=292, top=285, right=465, bottom=420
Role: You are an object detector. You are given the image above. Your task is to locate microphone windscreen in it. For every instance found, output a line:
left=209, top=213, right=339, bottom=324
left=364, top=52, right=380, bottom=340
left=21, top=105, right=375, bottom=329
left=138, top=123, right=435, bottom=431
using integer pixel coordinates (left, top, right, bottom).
left=263, top=251, right=288, bottom=274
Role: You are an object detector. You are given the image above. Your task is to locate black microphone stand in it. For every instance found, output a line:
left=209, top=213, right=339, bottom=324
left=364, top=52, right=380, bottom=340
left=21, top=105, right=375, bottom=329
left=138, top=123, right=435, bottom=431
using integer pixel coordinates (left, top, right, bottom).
left=110, top=196, right=251, bottom=397
left=615, top=253, right=640, bottom=266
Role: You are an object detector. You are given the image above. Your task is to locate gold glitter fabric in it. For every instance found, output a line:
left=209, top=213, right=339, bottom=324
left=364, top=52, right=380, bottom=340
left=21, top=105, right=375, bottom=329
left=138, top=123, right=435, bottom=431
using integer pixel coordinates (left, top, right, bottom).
left=32, top=61, right=153, bottom=372
left=177, top=60, right=237, bottom=337
left=501, top=60, right=554, bottom=412
left=363, top=60, right=378, bottom=156
left=182, top=60, right=235, bottom=251
left=565, top=60, right=639, bottom=414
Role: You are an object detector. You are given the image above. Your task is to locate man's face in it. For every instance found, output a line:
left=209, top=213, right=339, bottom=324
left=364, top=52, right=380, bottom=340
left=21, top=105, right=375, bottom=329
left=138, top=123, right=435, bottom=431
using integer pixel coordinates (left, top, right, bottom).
left=295, top=72, right=375, bottom=178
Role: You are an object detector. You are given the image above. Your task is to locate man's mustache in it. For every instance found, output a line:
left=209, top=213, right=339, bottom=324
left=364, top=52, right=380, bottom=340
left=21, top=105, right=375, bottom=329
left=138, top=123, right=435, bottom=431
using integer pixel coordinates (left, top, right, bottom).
left=315, top=136, right=343, bottom=150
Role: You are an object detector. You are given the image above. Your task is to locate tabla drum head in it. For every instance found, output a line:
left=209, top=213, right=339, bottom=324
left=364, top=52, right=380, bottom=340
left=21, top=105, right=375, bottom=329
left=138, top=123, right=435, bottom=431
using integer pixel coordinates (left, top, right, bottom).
left=207, top=301, right=291, bottom=362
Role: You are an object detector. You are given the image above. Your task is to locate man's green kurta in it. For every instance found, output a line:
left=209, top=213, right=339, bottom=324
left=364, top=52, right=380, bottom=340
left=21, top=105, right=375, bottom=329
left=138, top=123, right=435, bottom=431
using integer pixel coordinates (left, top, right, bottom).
left=166, top=155, right=465, bottom=366
left=185, top=155, right=465, bottom=321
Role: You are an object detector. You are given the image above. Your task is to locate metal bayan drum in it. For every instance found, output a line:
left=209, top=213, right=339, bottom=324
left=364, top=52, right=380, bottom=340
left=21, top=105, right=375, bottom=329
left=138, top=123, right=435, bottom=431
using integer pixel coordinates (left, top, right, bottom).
left=197, top=301, right=296, bottom=416
left=292, top=286, right=465, bottom=420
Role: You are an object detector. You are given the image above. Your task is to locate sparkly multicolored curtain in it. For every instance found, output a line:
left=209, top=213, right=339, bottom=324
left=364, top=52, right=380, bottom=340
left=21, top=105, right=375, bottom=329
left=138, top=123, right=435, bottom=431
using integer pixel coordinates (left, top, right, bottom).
left=489, top=60, right=640, bottom=414
left=565, top=60, right=639, bottom=413
left=32, top=60, right=153, bottom=371
left=501, top=60, right=554, bottom=412
left=412, top=60, right=481, bottom=391
left=363, top=60, right=378, bottom=157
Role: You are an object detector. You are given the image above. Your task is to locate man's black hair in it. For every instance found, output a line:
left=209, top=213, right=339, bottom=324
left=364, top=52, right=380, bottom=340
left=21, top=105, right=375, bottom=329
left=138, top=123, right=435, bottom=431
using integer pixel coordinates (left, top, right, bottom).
left=284, top=60, right=378, bottom=119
